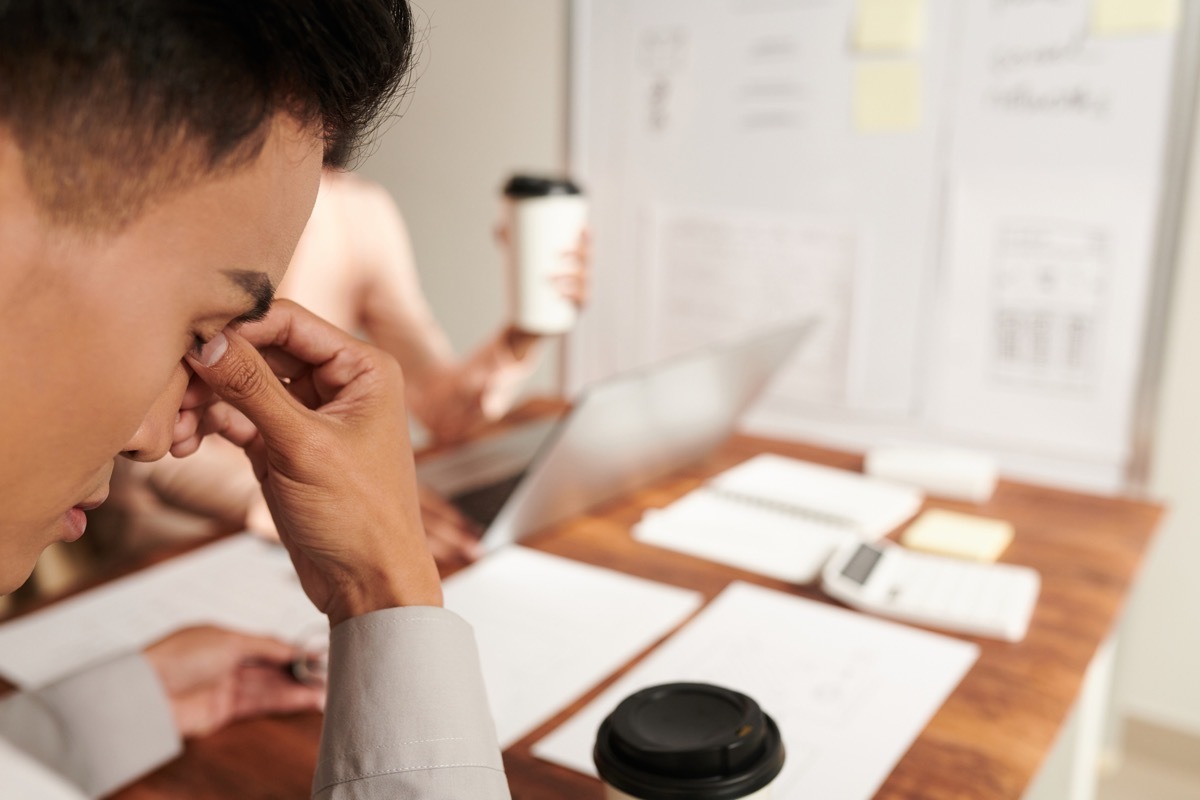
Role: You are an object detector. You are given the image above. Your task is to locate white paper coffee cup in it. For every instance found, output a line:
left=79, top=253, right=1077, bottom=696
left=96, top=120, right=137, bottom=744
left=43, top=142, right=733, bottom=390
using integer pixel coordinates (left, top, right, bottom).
left=502, top=175, right=587, bottom=335
left=594, top=683, right=785, bottom=800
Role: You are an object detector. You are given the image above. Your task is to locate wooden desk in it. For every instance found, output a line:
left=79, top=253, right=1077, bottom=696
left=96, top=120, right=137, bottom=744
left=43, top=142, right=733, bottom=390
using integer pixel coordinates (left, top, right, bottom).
left=1, top=421, right=1162, bottom=799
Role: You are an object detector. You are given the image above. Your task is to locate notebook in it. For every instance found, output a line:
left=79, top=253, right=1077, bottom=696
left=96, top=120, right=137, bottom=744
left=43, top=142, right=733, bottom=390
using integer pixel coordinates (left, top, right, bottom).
left=633, top=454, right=924, bottom=583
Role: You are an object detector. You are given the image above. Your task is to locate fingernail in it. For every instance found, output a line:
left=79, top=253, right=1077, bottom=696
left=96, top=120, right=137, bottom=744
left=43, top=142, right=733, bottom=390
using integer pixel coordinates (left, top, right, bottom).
left=196, top=332, right=228, bottom=367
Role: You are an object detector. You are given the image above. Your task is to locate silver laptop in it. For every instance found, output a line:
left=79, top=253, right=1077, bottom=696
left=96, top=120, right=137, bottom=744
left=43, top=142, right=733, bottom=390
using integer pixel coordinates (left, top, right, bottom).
left=415, top=321, right=816, bottom=551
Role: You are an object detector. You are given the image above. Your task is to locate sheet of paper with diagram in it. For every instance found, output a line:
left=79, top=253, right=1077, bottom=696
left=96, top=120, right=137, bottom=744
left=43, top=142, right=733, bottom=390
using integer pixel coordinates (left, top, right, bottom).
left=533, top=581, right=979, bottom=800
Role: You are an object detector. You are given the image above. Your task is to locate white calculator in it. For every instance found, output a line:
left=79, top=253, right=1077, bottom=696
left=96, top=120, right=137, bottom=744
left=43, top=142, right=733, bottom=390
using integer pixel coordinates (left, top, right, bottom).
left=820, top=540, right=1040, bottom=642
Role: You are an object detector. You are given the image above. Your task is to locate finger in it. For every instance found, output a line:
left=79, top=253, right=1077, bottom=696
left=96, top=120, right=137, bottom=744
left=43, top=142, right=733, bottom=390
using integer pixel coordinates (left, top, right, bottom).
left=171, top=407, right=203, bottom=448
left=231, top=631, right=304, bottom=666
left=179, top=368, right=215, bottom=412
left=420, top=495, right=483, bottom=539
left=172, top=683, right=235, bottom=738
left=562, top=227, right=592, bottom=265
left=234, top=668, right=326, bottom=719
left=419, top=490, right=484, bottom=561
left=173, top=396, right=260, bottom=458
left=550, top=274, right=586, bottom=306
left=195, top=402, right=258, bottom=446
left=231, top=300, right=361, bottom=369
left=186, top=328, right=311, bottom=449
left=425, top=514, right=484, bottom=560
left=169, top=414, right=204, bottom=458
left=425, top=534, right=456, bottom=566
left=234, top=302, right=391, bottom=410
left=258, top=346, right=310, bottom=383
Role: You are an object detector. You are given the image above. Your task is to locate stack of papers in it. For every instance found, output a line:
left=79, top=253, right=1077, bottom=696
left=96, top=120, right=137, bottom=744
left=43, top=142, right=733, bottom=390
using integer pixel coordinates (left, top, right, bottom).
left=0, top=536, right=705, bottom=756
left=534, top=581, right=979, bottom=800
left=0, top=536, right=323, bottom=688
left=635, top=454, right=923, bottom=583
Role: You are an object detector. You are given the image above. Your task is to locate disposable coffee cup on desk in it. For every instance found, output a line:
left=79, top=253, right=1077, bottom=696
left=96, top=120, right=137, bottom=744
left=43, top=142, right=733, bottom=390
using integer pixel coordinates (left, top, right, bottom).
left=501, top=174, right=587, bottom=335
left=594, top=683, right=786, bottom=800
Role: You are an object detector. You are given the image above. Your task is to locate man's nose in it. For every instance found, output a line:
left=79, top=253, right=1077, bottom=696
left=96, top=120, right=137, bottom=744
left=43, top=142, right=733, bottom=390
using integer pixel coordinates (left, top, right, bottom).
left=121, top=364, right=191, bottom=462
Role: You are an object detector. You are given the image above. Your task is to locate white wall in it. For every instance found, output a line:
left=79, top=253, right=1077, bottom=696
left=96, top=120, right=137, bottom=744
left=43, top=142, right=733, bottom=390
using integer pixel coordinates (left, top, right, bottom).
left=358, top=0, right=569, bottom=402
left=1115, top=96, right=1200, bottom=736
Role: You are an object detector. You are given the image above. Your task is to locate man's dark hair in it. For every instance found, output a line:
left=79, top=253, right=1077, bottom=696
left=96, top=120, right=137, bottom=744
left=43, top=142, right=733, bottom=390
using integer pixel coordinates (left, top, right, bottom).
left=0, top=0, right=415, bottom=229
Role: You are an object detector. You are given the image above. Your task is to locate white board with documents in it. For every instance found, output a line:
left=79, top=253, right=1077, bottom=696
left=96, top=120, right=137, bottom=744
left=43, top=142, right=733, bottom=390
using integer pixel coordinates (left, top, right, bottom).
left=568, top=0, right=1194, bottom=491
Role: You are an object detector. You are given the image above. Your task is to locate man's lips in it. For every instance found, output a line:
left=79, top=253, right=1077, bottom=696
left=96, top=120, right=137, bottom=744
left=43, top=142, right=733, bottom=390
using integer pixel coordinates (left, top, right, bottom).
left=62, top=487, right=110, bottom=542
left=74, top=487, right=109, bottom=513
left=74, top=496, right=108, bottom=512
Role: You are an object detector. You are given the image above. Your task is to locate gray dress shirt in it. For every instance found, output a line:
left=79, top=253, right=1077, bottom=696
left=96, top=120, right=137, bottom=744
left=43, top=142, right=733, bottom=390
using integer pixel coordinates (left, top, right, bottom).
left=0, top=606, right=511, bottom=799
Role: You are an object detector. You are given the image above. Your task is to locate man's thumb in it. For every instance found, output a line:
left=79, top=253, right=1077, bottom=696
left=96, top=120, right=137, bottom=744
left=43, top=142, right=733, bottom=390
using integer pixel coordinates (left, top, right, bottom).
left=186, top=329, right=304, bottom=443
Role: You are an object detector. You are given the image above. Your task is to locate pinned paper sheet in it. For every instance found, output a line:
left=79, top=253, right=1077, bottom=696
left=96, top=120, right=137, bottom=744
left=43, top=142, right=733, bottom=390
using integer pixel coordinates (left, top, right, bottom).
left=854, top=0, right=926, bottom=52
left=1092, top=0, right=1178, bottom=35
left=900, top=509, right=1014, bottom=563
left=854, top=62, right=922, bottom=132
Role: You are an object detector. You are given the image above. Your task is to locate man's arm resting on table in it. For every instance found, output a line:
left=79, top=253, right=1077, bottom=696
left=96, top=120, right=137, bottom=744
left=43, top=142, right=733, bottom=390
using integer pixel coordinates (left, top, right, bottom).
left=314, top=605, right=511, bottom=800
left=0, top=653, right=181, bottom=799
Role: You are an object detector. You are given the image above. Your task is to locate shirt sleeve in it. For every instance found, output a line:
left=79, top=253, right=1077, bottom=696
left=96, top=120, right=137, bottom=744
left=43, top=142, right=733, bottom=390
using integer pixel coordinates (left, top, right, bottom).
left=313, top=606, right=511, bottom=800
left=0, top=653, right=182, bottom=799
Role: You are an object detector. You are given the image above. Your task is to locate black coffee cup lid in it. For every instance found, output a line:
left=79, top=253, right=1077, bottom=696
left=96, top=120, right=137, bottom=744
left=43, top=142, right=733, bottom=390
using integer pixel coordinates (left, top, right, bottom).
left=502, top=174, right=582, bottom=198
left=593, top=683, right=785, bottom=800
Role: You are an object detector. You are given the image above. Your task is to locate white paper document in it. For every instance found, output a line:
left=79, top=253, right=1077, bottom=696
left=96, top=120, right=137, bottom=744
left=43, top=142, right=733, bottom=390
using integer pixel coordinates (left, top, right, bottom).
left=533, top=581, right=979, bottom=799
left=442, top=546, right=705, bottom=748
left=635, top=454, right=923, bottom=583
left=0, top=740, right=84, bottom=800
left=0, top=535, right=324, bottom=688
left=929, top=170, right=1158, bottom=462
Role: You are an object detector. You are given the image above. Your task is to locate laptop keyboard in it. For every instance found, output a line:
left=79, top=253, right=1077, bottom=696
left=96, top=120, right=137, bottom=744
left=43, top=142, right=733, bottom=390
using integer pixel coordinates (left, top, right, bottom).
left=451, top=471, right=528, bottom=528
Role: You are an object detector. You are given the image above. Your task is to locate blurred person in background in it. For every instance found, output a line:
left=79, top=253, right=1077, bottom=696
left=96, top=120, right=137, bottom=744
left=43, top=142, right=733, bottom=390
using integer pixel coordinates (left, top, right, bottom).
left=98, top=168, right=590, bottom=567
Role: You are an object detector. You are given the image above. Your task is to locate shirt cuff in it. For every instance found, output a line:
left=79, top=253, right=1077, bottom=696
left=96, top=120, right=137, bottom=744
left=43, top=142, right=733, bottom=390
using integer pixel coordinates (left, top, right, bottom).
left=0, top=653, right=181, bottom=799
left=313, top=606, right=508, bottom=798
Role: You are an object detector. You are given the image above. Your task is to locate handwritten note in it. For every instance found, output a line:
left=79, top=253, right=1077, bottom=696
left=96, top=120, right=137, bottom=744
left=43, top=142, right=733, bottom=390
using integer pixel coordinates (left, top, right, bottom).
left=854, top=0, right=926, bottom=53
left=854, top=61, right=922, bottom=132
left=1092, top=0, right=1178, bottom=36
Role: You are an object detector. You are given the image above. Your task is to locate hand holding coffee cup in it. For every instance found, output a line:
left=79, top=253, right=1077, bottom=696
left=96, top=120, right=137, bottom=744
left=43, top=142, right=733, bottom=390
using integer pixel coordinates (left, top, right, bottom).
left=594, top=682, right=786, bottom=800
left=499, top=174, right=589, bottom=335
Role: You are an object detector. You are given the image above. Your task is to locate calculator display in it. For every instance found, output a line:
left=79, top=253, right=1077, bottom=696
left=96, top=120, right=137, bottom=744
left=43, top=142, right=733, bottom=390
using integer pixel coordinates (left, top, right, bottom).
left=841, top=544, right=883, bottom=585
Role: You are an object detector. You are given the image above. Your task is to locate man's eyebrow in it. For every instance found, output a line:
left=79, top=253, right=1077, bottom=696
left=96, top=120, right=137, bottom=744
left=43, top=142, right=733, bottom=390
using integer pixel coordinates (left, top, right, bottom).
left=223, top=270, right=276, bottom=323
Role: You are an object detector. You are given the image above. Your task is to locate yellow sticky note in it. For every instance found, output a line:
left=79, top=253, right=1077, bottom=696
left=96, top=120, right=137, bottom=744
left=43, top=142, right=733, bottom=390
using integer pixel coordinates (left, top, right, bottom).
left=900, top=509, right=1015, bottom=563
left=1092, top=0, right=1178, bottom=35
left=854, top=0, right=926, bottom=52
left=854, top=61, right=922, bottom=133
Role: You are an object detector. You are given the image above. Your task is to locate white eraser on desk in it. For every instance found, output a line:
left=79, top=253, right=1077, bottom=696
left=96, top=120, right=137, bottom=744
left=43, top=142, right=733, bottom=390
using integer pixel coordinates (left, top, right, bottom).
left=864, top=445, right=998, bottom=503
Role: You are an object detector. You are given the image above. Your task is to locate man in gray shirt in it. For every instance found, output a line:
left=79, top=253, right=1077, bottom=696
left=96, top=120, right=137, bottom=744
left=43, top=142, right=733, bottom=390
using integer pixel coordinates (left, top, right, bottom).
left=0, top=1, right=510, bottom=797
